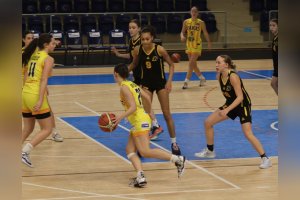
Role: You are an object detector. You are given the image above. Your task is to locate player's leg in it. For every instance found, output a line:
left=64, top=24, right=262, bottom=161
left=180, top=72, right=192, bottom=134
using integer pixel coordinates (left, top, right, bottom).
left=190, top=52, right=206, bottom=86
left=271, top=76, right=278, bottom=95
left=182, top=53, right=193, bottom=89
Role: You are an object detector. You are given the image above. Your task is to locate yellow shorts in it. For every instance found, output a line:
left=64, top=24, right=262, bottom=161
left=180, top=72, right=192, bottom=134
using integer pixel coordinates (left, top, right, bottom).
left=185, top=43, right=202, bottom=55
left=22, top=92, right=51, bottom=117
left=130, top=115, right=151, bottom=137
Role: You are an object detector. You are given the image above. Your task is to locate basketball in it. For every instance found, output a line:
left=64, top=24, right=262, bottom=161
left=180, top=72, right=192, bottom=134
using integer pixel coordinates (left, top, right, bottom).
left=98, top=113, right=117, bottom=132
left=171, top=53, right=181, bottom=63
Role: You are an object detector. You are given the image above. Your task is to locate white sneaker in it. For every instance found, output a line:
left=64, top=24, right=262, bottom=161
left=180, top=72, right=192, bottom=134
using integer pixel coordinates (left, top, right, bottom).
left=129, top=174, right=147, bottom=188
left=175, top=156, right=186, bottom=178
left=259, top=157, right=272, bottom=169
left=199, top=77, right=206, bottom=86
left=194, top=148, right=216, bottom=158
left=22, top=152, right=33, bottom=168
left=52, top=133, right=64, bottom=142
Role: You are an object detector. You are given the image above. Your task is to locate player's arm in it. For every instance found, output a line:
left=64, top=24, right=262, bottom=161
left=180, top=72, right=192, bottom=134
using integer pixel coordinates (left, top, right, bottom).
left=111, top=46, right=130, bottom=59
left=180, top=20, right=187, bottom=42
left=128, top=45, right=140, bottom=72
left=201, top=21, right=212, bottom=49
left=34, top=56, right=54, bottom=111
left=158, top=45, right=174, bottom=92
left=23, top=65, right=28, bottom=86
left=140, top=89, right=152, bottom=114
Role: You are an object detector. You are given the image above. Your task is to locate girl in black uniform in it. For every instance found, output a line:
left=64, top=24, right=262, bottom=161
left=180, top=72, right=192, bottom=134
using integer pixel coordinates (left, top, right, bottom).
left=194, top=55, right=272, bottom=169
left=269, top=19, right=278, bottom=95
left=130, top=26, right=181, bottom=155
left=112, top=20, right=164, bottom=139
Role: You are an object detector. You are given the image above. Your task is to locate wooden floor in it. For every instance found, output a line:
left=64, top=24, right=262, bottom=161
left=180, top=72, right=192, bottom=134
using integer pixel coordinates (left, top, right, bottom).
left=22, top=59, right=278, bottom=200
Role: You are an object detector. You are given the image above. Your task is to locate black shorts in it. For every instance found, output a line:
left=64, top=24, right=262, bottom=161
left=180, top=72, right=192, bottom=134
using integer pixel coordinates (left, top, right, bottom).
left=133, top=77, right=141, bottom=86
left=22, top=111, right=51, bottom=119
left=219, top=103, right=252, bottom=124
left=273, top=64, right=278, bottom=77
left=140, top=80, right=166, bottom=93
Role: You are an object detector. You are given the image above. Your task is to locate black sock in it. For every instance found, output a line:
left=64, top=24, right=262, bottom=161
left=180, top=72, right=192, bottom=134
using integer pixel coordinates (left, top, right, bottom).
left=207, top=144, right=214, bottom=152
left=260, top=153, right=268, bottom=158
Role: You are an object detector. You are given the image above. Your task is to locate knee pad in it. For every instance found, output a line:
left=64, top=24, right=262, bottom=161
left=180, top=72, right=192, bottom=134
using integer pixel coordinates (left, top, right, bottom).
left=127, top=152, right=136, bottom=159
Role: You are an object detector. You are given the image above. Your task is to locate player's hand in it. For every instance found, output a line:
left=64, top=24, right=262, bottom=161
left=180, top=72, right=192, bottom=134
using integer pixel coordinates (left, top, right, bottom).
left=111, top=115, right=121, bottom=127
left=111, top=47, right=119, bottom=56
left=207, top=42, right=212, bottom=50
left=180, top=36, right=186, bottom=42
left=33, top=100, right=42, bottom=112
left=165, top=81, right=172, bottom=93
left=218, top=109, right=228, bottom=117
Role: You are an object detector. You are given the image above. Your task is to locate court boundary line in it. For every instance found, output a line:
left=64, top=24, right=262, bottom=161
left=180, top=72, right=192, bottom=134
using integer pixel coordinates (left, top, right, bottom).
left=240, top=70, right=272, bottom=80
left=22, top=182, right=147, bottom=200
left=73, top=101, right=241, bottom=190
left=270, top=121, right=278, bottom=131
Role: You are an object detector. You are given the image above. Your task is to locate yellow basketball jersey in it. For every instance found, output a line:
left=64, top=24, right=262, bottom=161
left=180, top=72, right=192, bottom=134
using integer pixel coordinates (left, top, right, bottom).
left=23, top=50, right=50, bottom=95
left=185, top=18, right=203, bottom=49
left=120, top=80, right=150, bottom=125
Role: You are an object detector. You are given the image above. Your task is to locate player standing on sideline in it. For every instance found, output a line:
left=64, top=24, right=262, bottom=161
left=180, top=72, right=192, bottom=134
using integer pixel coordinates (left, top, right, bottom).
left=180, top=6, right=212, bottom=89
left=22, top=32, right=64, bottom=142
left=130, top=26, right=181, bottom=155
left=112, top=63, right=185, bottom=187
left=269, top=19, right=278, bottom=95
left=194, top=55, right=272, bottom=169
left=112, top=19, right=164, bottom=140
left=21, top=33, right=58, bottom=167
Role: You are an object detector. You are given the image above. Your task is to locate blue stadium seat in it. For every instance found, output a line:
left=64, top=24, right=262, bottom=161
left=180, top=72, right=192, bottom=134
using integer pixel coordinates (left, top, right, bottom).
left=109, top=29, right=127, bottom=49
left=64, top=15, right=79, bottom=32
left=142, top=0, right=157, bottom=12
left=116, top=14, right=131, bottom=32
left=91, top=0, right=107, bottom=12
left=175, top=0, right=191, bottom=11
left=23, top=0, right=38, bottom=14
left=159, top=0, right=174, bottom=11
left=28, top=15, right=44, bottom=33
left=29, top=30, right=41, bottom=39
left=49, top=29, right=66, bottom=51
left=266, top=0, right=278, bottom=10
left=132, top=14, right=148, bottom=26
left=108, top=0, right=124, bottom=12
left=46, top=15, right=63, bottom=32
left=200, top=12, right=218, bottom=33
left=22, top=17, right=26, bottom=33
left=57, top=0, right=73, bottom=13
left=98, top=15, right=114, bottom=35
left=250, top=0, right=265, bottom=12
left=260, top=10, right=270, bottom=32
left=87, top=30, right=110, bottom=64
left=74, top=0, right=90, bottom=13
left=40, top=0, right=55, bottom=13
left=125, top=0, right=141, bottom=12
left=191, top=0, right=208, bottom=11
left=81, top=15, right=97, bottom=34
left=150, top=14, right=166, bottom=34
left=167, top=14, right=182, bottom=34
left=66, top=29, right=86, bottom=65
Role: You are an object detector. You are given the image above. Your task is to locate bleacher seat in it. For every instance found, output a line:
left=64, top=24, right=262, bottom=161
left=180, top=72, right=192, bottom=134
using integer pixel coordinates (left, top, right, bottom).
left=40, top=0, right=55, bottom=13
left=57, top=0, right=73, bottom=13
left=142, top=0, right=157, bottom=12
left=49, top=29, right=66, bottom=51
left=200, top=12, right=218, bottom=33
left=191, top=0, right=208, bottom=11
left=74, top=0, right=90, bottom=13
left=125, top=0, right=141, bottom=12
left=46, top=15, right=63, bottom=32
left=109, top=29, right=127, bottom=49
left=81, top=15, right=97, bottom=34
left=22, top=17, right=26, bottom=33
left=64, top=15, right=79, bottom=32
left=150, top=14, right=166, bottom=34
left=108, top=0, right=124, bottom=12
left=260, top=10, right=269, bottom=32
left=87, top=30, right=110, bottom=64
left=159, top=0, right=174, bottom=11
left=28, top=15, right=44, bottom=33
left=167, top=14, right=182, bottom=34
left=98, top=15, right=114, bottom=35
left=66, top=29, right=86, bottom=64
left=175, top=0, right=190, bottom=11
left=266, top=0, right=278, bottom=10
left=132, top=14, right=148, bottom=26
left=116, top=14, right=131, bottom=32
left=23, top=0, right=38, bottom=14
left=250, top=0, right=265, bottom=12
left=91, top=0, right=107, bottom=12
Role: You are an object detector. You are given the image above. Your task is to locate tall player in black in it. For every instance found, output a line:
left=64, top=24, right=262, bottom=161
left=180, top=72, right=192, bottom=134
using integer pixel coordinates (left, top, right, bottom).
left=269, top=19, right=278, bottom=95
left=112, top=19, right=164, bottom=139
left=130, top=26, right=181, bottom=155
left=194, top=55, right=272, bottom=169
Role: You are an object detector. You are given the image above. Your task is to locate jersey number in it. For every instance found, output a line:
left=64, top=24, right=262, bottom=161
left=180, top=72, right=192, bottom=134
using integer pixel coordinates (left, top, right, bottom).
left=28, top=62, right=36, bottom=77
left=145, top=61, right=152, bottom=69
left=135, top=88, right=142, bottom=106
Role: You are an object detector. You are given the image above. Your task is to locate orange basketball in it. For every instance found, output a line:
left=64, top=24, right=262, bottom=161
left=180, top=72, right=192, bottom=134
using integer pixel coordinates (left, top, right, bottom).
left=171, top=53, right=181, bottom=63
left=98, top=113, right=117, bottom=132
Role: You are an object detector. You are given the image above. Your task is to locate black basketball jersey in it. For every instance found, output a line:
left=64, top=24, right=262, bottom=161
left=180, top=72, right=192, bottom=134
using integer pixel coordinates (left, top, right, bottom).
left=138, top=44, right=166, bottom=85
left=129, top=36, right=141, bottom=80
left=219, top=70, right=251, bottom=106
left=272, top=34, right=278, bottom=67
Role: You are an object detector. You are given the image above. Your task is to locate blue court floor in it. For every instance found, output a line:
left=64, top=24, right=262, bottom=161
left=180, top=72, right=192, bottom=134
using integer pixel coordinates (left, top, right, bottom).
left=61, top=110, right=278, bottom=163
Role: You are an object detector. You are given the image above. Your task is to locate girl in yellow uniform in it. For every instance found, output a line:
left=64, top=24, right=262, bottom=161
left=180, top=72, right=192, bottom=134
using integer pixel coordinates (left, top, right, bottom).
left=112, top=63, right=186, bottom=187
left=180, top=6, right=212, bottom=89
left=21, top=33, right=57, bottom=167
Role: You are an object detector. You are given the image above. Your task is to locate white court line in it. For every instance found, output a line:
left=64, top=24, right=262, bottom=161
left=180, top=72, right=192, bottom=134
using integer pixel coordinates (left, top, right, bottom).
left=270, top=121, right=279, bottom=131
left=23, top=182, right=146, bottom=200
left=30, top=155, right=115, bottom=158
left=240, top=70, right=272, bottom=80
left=73, top=102, right=241, bottom=190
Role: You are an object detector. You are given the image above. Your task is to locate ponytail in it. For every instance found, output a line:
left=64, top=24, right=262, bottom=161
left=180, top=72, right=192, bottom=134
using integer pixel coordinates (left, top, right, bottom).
left=22, top=38, right=38, bottom=66
left=219, top=55, right=237, bottom=70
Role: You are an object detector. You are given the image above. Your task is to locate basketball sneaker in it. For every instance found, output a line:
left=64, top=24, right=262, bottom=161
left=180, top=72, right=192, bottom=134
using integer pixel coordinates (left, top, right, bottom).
left=22, top=152, right=33, bottom=168
left=175, top=156, right=186, bottom=178
left=171, top=143, right=181, bottom=155
left=52, top=133, right=64, bottom=142
left=194, top=148, right=216, bottom=158
left=182, top=82, right=188, bottom=89
left=129, top=174, right=147, bottom=188
left=149, top=126, right=163, bottom=140
left=259, top=157, right=272, bottom=169
left=199, top=76, right=206, bottom=86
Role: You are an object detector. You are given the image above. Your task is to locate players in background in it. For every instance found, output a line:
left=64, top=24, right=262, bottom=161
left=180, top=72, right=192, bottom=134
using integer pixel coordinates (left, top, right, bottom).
left=112, top=19, right=164, bottom=140
left=22, top=32, right=64, bottom=143
left=112, top=63, right=185, bottom=187
left=269, top=19, right=278, bottom=95
left=194, top=55, right=272, bottom=169
left=130, top=26, right=181, bottom=155
left=22, top=33, right=58, bottom=167
left=180, top=6, right=212, bottom=89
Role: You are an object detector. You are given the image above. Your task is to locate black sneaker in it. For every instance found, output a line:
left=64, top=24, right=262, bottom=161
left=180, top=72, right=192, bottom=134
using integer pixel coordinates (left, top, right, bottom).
left=171, top=143, right=181, bottom=155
